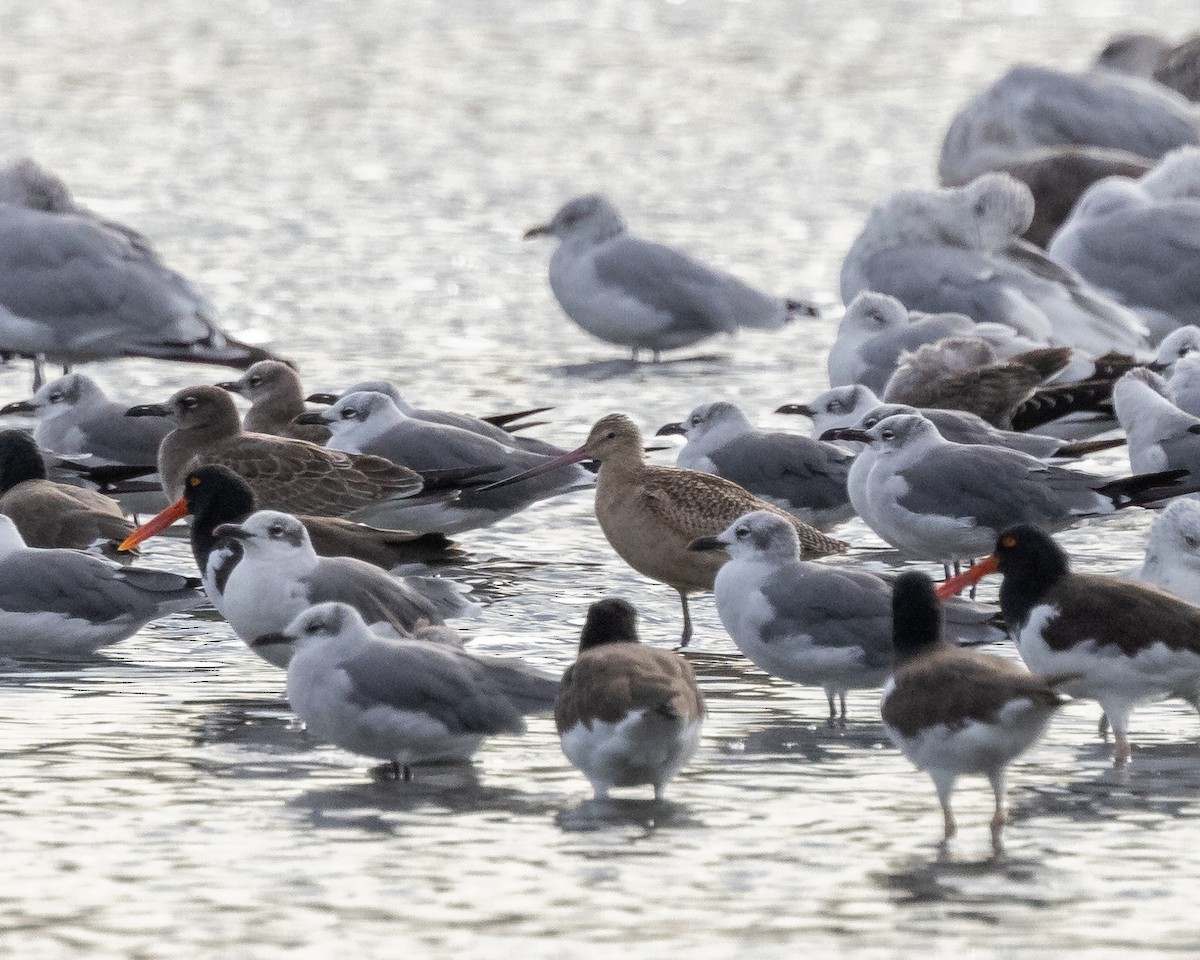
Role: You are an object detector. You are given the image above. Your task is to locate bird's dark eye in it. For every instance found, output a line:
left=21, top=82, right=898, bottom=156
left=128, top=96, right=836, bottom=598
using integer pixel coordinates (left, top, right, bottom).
left=826, top=400, right=842, bottom=413
left=1186, top=535, right=1199, bottom=549
left=606, top=431, right=616, bottom=439
left=972, top=199, right=988, bottom=216
left=735, top=527, right=750, bottom=539
left=182, top=397, right=198, bottom=409
left=248, top=376, right=261, bottom=387
left=342, top=409, right=357, bottom=419
left=1180, top=348, right=1190, bottom=358
left=269, top=525, right=284, bottom=538
left=863, top=416, right=879, bottom=428
left=49, top=392, right=62, bottom=403
left=305, top=620, right=324, bottom=635
left=869, top=311, right=886, bottom=326
left=881, top=429, right=895, bottom=441
left=691, top=416, right=702, bottom=426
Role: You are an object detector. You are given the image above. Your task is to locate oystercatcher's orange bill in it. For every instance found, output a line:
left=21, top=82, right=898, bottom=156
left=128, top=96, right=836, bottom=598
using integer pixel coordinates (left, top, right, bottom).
left=935, top=555, right=999, bottom=600
left=117, top=497, right=189, bottom=552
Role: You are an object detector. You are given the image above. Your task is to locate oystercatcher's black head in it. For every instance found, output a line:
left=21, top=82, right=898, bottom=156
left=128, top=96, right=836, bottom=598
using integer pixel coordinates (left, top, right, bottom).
left=994, top=524, right=1070, bottom=626
left=0, top=429, right=47, bottom=492
left=578, top=598, right=640, bottom=652
left=891, top=570, right=944, bottom=666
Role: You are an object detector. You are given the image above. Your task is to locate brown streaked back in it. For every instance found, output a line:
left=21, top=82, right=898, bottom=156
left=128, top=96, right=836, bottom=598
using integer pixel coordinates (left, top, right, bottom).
left=556, top=643, right=706, bottom=734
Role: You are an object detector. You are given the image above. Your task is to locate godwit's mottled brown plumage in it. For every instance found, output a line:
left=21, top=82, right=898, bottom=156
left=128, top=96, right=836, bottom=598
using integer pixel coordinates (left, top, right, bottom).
left=492, top=414, right=847, bottom=644
left=125, top=386, right=424, bottom=517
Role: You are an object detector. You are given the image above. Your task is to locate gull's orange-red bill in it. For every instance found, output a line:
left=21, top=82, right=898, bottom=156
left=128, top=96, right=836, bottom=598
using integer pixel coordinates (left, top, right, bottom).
left=935, top=555, right=999, bottom=600
left=118, top=497, right=189, bottom=552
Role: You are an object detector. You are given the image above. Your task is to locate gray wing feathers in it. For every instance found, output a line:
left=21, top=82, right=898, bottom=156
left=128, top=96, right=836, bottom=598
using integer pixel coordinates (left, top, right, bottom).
left=707, top=434, right=851, bottom=510
left=341, top=642, right=528, bottom=734
left=759, top=564, right=893, bottom=669
left=593, top=235, right=781, bottom=332
left=308, top=558, right=473, bottom=630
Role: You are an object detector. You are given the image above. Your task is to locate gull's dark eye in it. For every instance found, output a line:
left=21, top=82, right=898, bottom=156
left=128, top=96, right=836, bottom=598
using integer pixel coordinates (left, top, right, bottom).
left=269, top=525, right=284, bottom=538
left=881, top=429, right=895, bottom=441
left=49, top=392, right=63, bottom=403
left=691, top=415, right=702, bottom=426
left=342, top=409, right=357, bottom=419
left=863, top=416, right=879, bottom=428
left=248, top=376, right=261, bottom=387
left=305, top=619, right=324, bottom=635
left=972, top=198, right=988, bottom=217
left=1186, top=535, right=1199, bottom=549
left=735, top=527, right=750, bottom=539
left=826, top=400, right=842, bottom=413
left=870, top=311, right=886, bottom=327
left=1180, top=348, right=1190, bottom=358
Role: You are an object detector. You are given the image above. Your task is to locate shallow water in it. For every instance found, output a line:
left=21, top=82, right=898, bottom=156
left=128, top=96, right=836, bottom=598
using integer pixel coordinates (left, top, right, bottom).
left=2, top=2, right=1199, bottom=957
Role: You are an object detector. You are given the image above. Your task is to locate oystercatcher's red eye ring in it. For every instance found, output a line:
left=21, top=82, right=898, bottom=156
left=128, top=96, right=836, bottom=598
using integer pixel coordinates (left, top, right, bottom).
left=189, top=476, right=201, bottom=488
left=1000, top=535, right=1016, bottom=548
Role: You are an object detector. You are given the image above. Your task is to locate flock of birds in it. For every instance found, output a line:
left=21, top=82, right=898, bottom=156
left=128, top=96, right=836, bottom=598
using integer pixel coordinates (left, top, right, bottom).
left=6, top=31, right=1200, bottom=854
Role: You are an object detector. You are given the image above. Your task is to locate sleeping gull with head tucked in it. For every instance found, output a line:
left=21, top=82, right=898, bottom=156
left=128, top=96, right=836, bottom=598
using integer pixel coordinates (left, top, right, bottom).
left=840, top=173, right=1151, bottom=356
left=524, top=194, right=817, bottom=362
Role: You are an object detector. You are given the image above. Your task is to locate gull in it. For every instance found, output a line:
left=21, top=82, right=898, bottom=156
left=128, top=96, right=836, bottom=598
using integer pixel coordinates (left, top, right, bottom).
left=305, top=379, right=560, bottom=455
left=1168, top=353, right=1200, bottom=418
left=0, top=429, right=133, bottom=554
left=209, top=510, right=477, bottom=667
left=776, top=385, right=1086, bottom=460
left=940, top=525, right=1200, bottom=766
left=884, top=569, right=1068, bottom=853
left=1112, top=368, right=1200, bottom=475
left=824, top=413, right=1187, bottom=564
left=1048, top=147, right=1200, bottom=338
left=118, top=464, right=466, bottom=573
left=0, top=158, right=282, bottom=389
left=216, top=360, right=329, bottom=444
left=556, top=598, right=705, bottom=800
left=0, top=372, right=169, bottom=467
left=0, top=514, right=202, bottom=658
left=124, top=386, right=447, bottom=528
left=1130, top=499, right=1200, bottom=605
left=298, top=391, right=593, bottom=534
left=478, top=414, right=847, bottom=645
left=689, top=511, right=1005, bottom=721
left=840, top=172, right=1151, bottom=356
left=1151, top=325, right=1200, bottom=374
left=256, top=602, right=558, bottom=779
left=882, top=338, right=1071, bottom=428
left=1096, top=33, right=1200, bottom=102
left=655, top=401, right=854, bottom=529
left=524, top=194, right=817, bottom=361
left=938, top=64, right=1200, bottom=186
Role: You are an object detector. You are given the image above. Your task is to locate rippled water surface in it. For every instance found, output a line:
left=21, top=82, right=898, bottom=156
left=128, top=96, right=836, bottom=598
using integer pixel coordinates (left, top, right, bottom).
left=3, top=2, right=1200, bottom=957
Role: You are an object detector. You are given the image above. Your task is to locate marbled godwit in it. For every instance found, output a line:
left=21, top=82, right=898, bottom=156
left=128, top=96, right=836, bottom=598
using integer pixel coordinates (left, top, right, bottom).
left=556, top=598, right=705, bottom=800
left=884, top=570, right=1069, bottom=854
left=255, top=602, right=558, bottom=780
left=484, top=413, right=848, bottom=645
left=217, top=360, right=330, bottom=444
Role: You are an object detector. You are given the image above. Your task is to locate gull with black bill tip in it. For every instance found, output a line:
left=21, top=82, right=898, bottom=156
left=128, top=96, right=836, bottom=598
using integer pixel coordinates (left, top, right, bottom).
left=299, top=391, right=594, bottom=533
left=656, top=401, right=853, bottom=529
left=524, top=194, right=818, bottom=362
left=216, top=360, right=330, bottom=444
left=690, top=511, right=1005, bottom=721
left=883, top=570, right=1070, bottom=853
left=206, top=510, right=477, bottom=667
left=822, top=413, right=1188, bottom=566
left=256, top=602, right=558, bottom=780
left=556, top=598, right=705, bottom=800
left=939, top=525, right=1200, bottom=766
left=479, top=414, right=847, bottom=646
